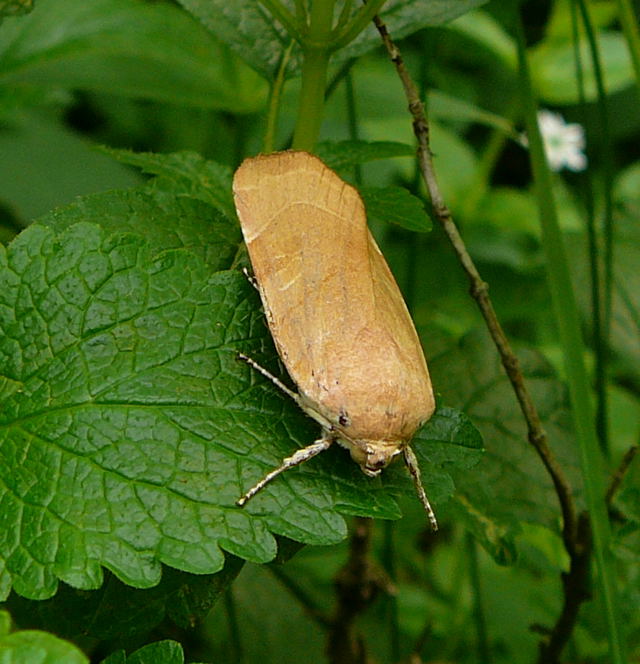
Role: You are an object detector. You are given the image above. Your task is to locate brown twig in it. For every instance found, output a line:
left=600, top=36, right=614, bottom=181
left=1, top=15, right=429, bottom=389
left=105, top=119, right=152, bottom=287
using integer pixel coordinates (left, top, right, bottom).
left=369, top=10, right=587, bottom=662
left=328, top=518, right=395, bottom=664
left=606, top=444, right=638, bottom=505
left=536, top=511, right=591, bottom=663
left=370, top=12, right=577, bottom=551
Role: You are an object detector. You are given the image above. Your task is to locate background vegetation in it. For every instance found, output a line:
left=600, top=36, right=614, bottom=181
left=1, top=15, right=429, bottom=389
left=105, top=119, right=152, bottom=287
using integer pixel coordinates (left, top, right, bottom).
left=0, top=0, right=638, bottom=663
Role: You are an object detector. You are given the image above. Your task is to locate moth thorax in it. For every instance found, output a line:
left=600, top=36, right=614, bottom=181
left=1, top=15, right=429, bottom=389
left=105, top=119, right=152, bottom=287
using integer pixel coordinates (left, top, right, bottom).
left=347, top=439, right=405, bottom=477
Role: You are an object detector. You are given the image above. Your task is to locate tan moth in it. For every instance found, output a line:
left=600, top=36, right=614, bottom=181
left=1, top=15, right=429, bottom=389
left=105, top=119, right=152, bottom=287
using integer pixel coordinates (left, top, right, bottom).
left=233, top=151, right=437, bottom=529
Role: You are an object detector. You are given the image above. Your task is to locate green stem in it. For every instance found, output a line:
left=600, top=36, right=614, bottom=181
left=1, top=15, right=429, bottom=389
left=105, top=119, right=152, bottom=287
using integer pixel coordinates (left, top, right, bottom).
left=575, top=0, right=614, bottom=457
left=458, top=107, right=513, bottom=221
left=514, top=12, right=625, bottom=664
left=616, top=0, right=640, bottom=90
left=292, top=46, right=331, bottom=150
left=344, top=69, right=362, bottom=184
left=264, top=40, right=295, bottom=153
left=292, top=0, right=336, bottom=151
left=332, top=0, right=388, bottom=50
left=467, top=533, right=490, bottom=664
left=381, top=522, right=400, bottom=661
left=259, top=0, right=304, bottom=42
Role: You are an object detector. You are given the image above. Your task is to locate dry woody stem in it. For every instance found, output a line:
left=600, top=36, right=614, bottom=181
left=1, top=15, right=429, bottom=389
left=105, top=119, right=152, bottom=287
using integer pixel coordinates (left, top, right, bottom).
left=369, top=10, right=589, bottom=662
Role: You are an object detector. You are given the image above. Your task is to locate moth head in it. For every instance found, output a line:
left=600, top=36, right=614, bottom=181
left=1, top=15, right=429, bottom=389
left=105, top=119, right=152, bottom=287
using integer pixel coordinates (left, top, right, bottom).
left=346, top=439, right=404, bottom=477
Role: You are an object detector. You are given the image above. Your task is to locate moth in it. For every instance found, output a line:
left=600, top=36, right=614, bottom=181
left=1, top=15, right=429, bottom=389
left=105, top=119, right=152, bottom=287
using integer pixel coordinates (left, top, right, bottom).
left=232, top=151, right=437, bottom=529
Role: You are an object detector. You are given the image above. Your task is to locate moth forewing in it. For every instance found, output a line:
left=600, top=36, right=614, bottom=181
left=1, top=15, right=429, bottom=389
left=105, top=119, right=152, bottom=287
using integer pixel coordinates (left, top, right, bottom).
left=233, top=150, right=437, bottom=529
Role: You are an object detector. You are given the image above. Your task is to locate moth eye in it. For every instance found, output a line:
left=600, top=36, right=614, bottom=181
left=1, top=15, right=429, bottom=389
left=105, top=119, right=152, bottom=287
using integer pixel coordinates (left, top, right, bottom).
left=338, top=412, right=350, bottom=427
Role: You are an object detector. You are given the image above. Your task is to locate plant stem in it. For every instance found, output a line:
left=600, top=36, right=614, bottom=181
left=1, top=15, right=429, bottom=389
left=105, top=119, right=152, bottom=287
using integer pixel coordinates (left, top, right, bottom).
left=264, top=40, right=295, bottom=153
left=381, top=521, right=400, bottom=661
left=332, top=0, right=387, bottom=50
left=370, top=14, right=578, bottom=549
left=575, top=0, right=614, bottom=457
left=616, top=0, right=640, bottom=90
left=369, top=10, right=603, bottom=663
left=467, top=534, right=490, bottom=664
left=292, top=0, right=336, bottom=150
left=514, top=12, right=625, bottom=664
left=259, top=0, right=303, bottom=42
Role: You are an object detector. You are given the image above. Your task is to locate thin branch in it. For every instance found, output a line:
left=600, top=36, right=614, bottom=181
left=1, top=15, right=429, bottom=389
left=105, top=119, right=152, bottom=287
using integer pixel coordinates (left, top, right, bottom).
left=536, top=512, right=592, bottom=664
left=606, top=445, right=639, bottom=505
left=369, top=11, right=595, bottom=663
left=369, top=11, right=579, bottom=553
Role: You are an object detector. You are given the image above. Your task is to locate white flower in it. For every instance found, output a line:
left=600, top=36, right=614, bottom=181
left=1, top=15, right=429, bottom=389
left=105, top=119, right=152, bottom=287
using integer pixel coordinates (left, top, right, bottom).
left=537, top=110, right=587, bottom=172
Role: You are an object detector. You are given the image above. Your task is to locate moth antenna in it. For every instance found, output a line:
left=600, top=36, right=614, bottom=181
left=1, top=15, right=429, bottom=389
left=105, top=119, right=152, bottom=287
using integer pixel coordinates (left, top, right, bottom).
left=403, top=446, right=438, bottom=531
left=237, top=352, right=299, bottom=402
left=237, top=436, right=333, bottom=507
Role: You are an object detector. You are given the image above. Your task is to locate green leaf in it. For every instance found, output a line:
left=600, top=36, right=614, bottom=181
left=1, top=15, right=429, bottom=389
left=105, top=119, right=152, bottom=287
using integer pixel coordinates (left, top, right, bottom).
left=100, top=652, right=126, bottom=664
left=0, top=111, right=141, bottom=223
left=430, top=330, right=582, bottom=561
left=335, top=0, right=491, bottom=67
left=361, top=185, right=432, bottom=233
left=126, top=641, right=184, bottom=664
left=101, top=148, right=235, bottom=220
left=0, top=219, right=480, bottom=600
left=100, top=640, right=200, bottom=664
left=0, top=611, right=88, bottom=664
left=0, top=0, right=33, bottom=18
left=369, top=407, right=484, bottom=516
left=445, top=8, right=516, bottom=71
left=450, top=492, right=519, bottom=566
left=36, top=187, right=241, bottom=273
left=175, top=0, right=489, bottom=81
left=4, top=558, right=243, bottom=642
left=567, top=215, right=640, bottom=390
left=316, top=140, right=415, bottom=171
left=427, top=90, right=517, bottom=137
left=0, top=0, right=265, bottom=112
left=530, top=31, right=635, bottom=104
left=204, top=562, right=326, bottom=663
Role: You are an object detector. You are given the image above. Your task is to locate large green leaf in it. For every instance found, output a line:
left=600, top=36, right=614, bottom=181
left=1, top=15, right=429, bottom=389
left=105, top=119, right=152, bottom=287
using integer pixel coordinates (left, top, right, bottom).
left=0, top=216, right=481, bottom=601
left=0, top=111, right=142, bottom=224
left=176, top=0, right=489, bottom=81
left=0, top=610, right=88, bottom=664
left=430, top=330, right=583, bottom=561
left=101, top=148, right=236, bottom=221
left=37, top=187, right=241, bottom=273
left=361, top=185, right=432, bottom=233
left=530, top=31, right=635, bottom=104
left=0, top=0, right=265, bottom=111
left=316, top=139, right=415, bottom=171
left=0, top=0, right=33, bottom=18
left=4, top=557, right=243, bottom=642
left=100, top=639, right=202, bottom=664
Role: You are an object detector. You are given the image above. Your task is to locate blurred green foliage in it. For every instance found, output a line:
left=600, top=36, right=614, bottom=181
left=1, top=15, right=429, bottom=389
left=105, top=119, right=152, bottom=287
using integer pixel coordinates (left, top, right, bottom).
left=0, top=1, right=639, bottom=663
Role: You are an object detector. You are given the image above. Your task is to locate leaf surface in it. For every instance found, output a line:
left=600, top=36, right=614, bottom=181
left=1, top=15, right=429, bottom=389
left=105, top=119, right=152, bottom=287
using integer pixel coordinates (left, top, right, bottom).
left=176, top=0, right=489, bottom=81
left=0, top=153, right=481, bottom=599
left=0, top=0, right=265, bottom=111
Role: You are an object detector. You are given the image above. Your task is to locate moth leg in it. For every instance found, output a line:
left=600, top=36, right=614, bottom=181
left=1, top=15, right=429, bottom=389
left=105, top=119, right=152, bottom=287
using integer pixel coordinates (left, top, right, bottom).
left=237, top=352, right=300, bottom=402
left=242, top=266, right=260, bottom=291
left=237, top=436, right=333, bottom=507
left=403, top=446, right=438, bottom=531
